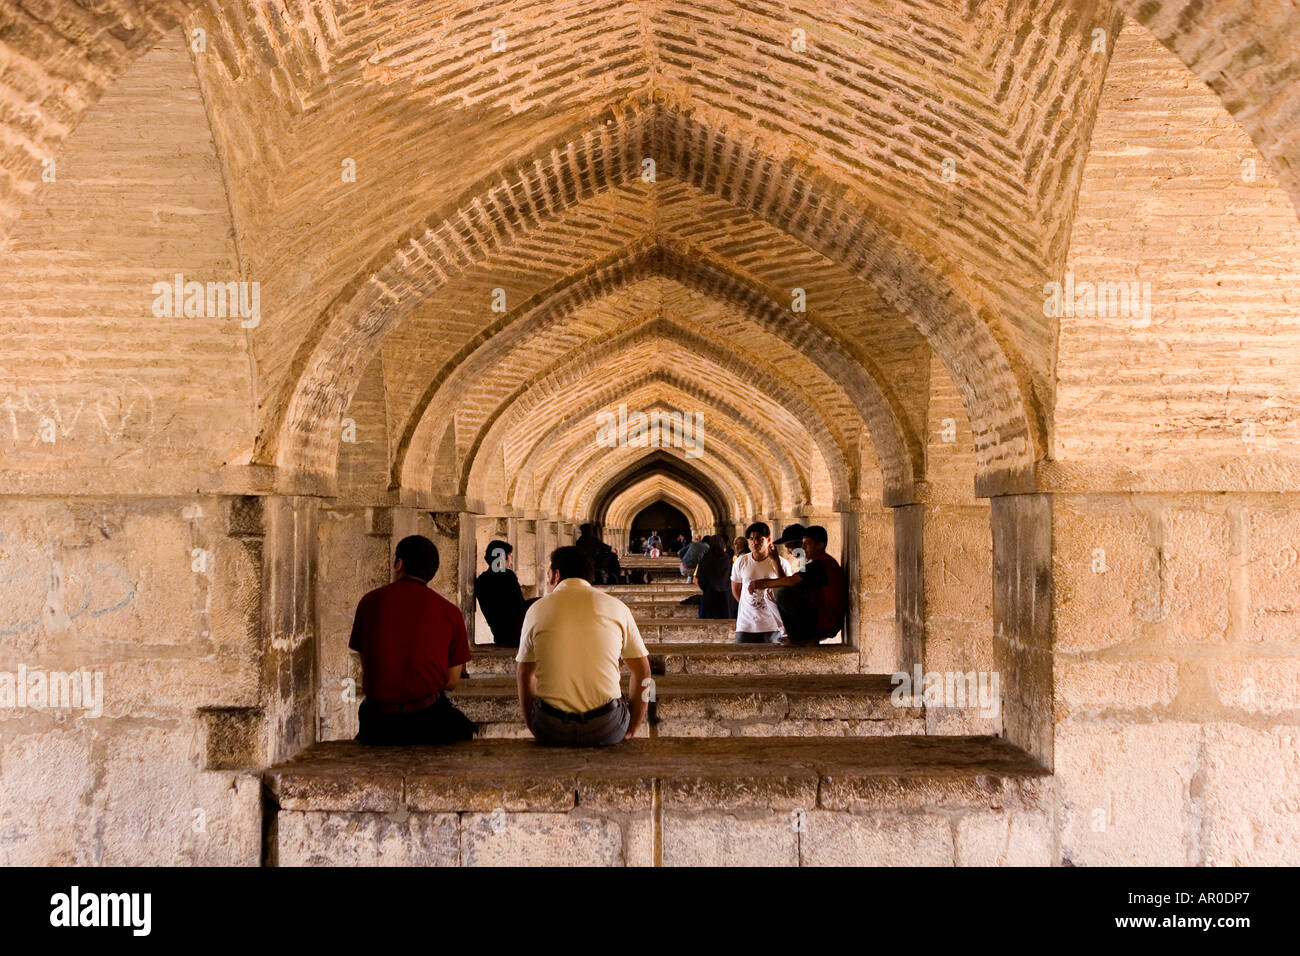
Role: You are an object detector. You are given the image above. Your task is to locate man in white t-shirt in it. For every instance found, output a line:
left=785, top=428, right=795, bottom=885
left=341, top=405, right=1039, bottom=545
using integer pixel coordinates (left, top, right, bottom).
left=516, top=546, right=652, bottom=746
left=730, top=521, right=794, bottom=644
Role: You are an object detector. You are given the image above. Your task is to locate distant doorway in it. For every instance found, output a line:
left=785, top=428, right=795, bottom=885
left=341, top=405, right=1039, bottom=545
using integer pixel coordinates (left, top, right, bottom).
left=630, top=500, right=691, bottom=552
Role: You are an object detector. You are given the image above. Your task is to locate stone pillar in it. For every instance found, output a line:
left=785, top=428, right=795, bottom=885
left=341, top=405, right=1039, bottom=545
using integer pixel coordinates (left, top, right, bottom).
left=856, top=503, right=896, bottom=673
left=314, top=505, right=390, bottom=741
left=260, top=495, right=319, bottom=765
left=516, top=519, right=538, bottom=597
left=991, top=493, right=1053, bottom=768
left=458, top=512, right=480, bottom=641
left=1048, top=491, right=1300, bottom=863
left=536, top=522, right=554, bottom=596
left=921, top=503, right=995, bottom=735
left=838, top=509, right=859, bottom=648
left=893, top=504, right=924, bottom=675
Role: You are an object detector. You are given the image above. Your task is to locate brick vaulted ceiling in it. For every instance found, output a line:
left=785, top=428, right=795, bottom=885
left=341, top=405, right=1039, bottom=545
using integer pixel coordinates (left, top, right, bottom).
left=3, top=0, right=1298, bottom=516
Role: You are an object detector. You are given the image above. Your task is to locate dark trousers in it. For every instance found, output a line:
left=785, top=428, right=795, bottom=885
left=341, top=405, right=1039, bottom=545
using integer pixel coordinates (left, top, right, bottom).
left=528, top=698, right=630, bottom=747
left=489, top=597, right=540, bottom=648
left=699, top=586, right=731, bottom=619
left=356, top=694, right=477, bottom=745
left=735, top=630, right=780, bottom=644
left=774, top=585, right=820, bottom=644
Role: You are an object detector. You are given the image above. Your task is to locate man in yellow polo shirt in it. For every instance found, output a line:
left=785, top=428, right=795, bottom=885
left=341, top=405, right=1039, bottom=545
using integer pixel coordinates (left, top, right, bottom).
left=516, top=546, right=652, bottom=746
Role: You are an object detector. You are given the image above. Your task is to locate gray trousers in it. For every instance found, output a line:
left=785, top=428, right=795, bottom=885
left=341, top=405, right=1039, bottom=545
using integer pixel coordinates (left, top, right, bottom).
left=529, top=697, right=630, bottom=747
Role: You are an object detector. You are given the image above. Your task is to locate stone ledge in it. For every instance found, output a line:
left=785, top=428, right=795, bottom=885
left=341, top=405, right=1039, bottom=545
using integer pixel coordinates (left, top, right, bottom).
left=264, top=737, right=1048, bottom=814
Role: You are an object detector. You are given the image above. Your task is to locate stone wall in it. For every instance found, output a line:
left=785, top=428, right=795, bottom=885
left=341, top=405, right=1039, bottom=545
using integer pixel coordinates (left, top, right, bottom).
left=0, top=495, right=264, bottom=864
left=1051, top=492, right=1300, bottom=864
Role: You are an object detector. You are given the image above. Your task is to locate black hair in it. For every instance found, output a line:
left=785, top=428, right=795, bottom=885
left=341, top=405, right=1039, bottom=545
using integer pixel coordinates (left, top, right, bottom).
left=395, top=535, right=439, bottom=582
left=550, top=545, right=594, bottom=582
left=806, top=525, right=829, bottom=545
left=484, top=539, right=512, bottom=565
left=745, top=521, right=771, bottom=539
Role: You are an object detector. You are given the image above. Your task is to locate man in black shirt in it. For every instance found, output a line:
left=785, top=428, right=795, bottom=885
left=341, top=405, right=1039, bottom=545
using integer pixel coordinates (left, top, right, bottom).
left=576, top=523, right=622, bottom=585
left=473, top=540, right=536, bottom=647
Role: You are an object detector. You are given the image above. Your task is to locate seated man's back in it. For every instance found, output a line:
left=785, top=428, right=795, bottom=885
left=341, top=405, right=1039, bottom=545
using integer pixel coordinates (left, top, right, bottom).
left=349, top=535, right=475, bottom=745
left=516, top=546, right=651, bottom=746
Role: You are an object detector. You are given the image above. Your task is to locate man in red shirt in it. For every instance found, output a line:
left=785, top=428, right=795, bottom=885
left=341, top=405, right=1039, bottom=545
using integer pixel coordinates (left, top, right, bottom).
left=348, top=535, right=476, bottom=745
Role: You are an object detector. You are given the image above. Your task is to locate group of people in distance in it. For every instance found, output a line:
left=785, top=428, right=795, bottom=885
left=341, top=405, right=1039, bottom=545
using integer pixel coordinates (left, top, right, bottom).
left=659, top=521, right=849, bottom=646
left=730, top=522, right=848, bottom=646
left=345, top=519, right=848, bottom=748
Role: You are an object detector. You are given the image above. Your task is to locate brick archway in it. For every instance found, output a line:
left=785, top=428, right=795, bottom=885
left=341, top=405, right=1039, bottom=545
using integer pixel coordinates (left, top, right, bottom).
left=593, top=452, right=734, bottom=532
left=504, top=374, right=796, bottom=519
left=394, top=239, right=919, bottom=500
left=605, top=480, right=721, bottom=538
left=266, top=104, right=1040, bottom=491
left=457, top=317, right=849, bottom=509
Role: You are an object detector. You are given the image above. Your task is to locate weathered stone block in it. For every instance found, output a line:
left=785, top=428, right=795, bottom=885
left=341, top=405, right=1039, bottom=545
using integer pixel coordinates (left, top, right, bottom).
left=272, top=771, right=403, bottom=813
left=461, top=812, right=626, bottom=866
left=276, top=810, right=458, bottom=866
left=1210, top=658, right=1300, bottom=713
left=800, top=810, right=953, bottom=866
left=407, top=773, right=577, bottom=813
left=0, top=730, right=96, bottom=865
left=1246, top=509, right=1300, bottom=643
left=923, top=506, right=991, bottom=623
left=662, top=811, right=798, bottom=866
left=1054, top=658, right=1179, bottom=719
left=662, top=774, right=818, bottom=810
left=1162, top=508, right=1231, bottom=645
left=820, top=773, right=1040, bottom=812
left=1200, top=723, right=1300, bottom=865
left=955, top=810, right=1054, bottom=866
left=1052, top=497, right=1158, bottom=653
left=1055, top=722, right=1199, bottom=865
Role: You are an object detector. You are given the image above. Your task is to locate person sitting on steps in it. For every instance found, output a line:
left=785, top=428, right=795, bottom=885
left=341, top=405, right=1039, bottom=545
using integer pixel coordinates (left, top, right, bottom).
left=730, top=522, right=794, bottom=644
left=473, top=539, right=538, bottom=648
left=515, top=546, right=652, bottom=747
left=349, top=535, right=477, bottom=745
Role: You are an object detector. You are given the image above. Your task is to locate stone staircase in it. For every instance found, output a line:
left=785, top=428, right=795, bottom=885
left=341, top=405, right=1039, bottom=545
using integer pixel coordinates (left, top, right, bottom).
left=265, top=564, right=1050, bottom=865
left=456, top=577, right=897, bottom=738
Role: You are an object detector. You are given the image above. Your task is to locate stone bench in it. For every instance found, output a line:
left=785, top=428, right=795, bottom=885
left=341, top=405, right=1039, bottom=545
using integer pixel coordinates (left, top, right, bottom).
left=265, top=736, right=1051, bottom=866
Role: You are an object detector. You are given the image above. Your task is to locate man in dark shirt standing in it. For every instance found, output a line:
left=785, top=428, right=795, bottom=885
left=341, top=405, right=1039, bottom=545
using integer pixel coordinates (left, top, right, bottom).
left=750, top=524, right=848, bottom=645
left=348, top=535, right=476, bottom=745
left=473, top=539, right=535, bottom=647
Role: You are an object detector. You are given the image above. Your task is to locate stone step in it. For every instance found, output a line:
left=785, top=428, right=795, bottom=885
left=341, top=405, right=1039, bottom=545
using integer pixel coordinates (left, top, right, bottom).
left=603, top=582, right=698, bottom=595
left=637, top=604, right=717, bottom=619
left=619, top=556, right=682, bottom=568
left=615, top=593, right=699, bottom=605
left=267, top=736, right=1050, bottom=866
left=607, top=591, right=699, bottom=604
left=448, top=673, right=919, bottom=738
left=635, top=618, right=737, bottom=641
left=466, top=643, right=859, bottom=677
